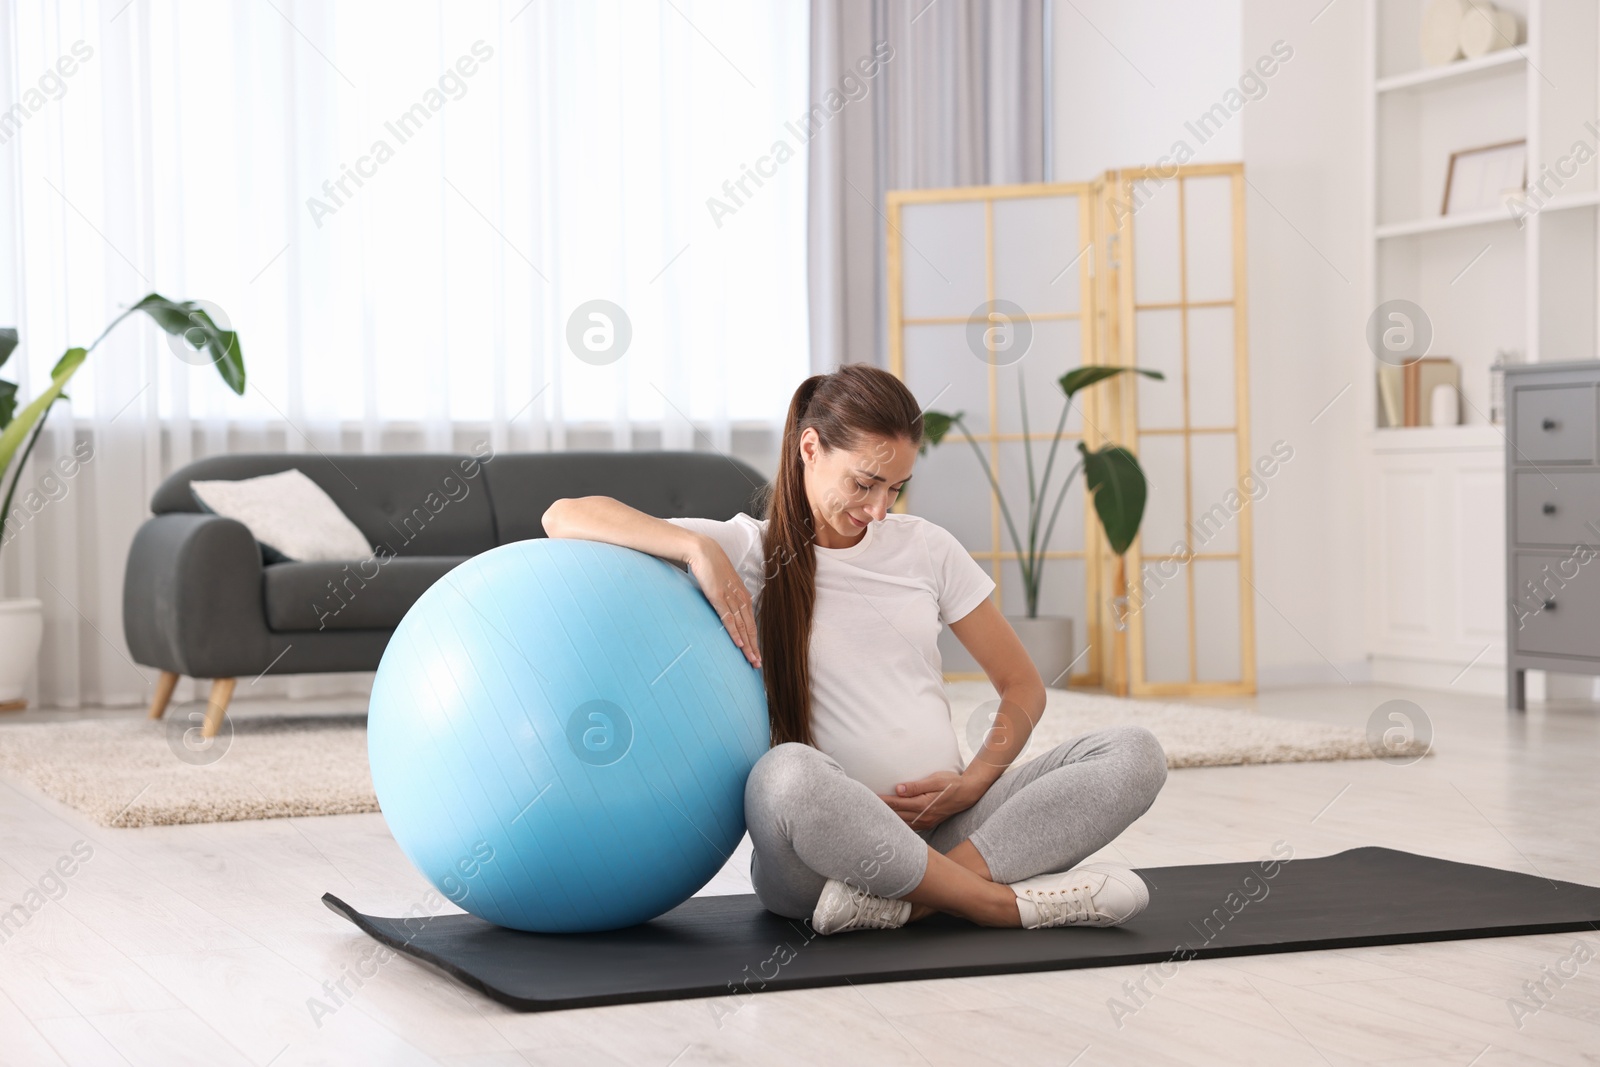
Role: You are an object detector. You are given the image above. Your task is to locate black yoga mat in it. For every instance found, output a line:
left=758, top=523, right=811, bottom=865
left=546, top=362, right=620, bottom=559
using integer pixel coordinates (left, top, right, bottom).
left=323, top=847, right=1600, bottom=1012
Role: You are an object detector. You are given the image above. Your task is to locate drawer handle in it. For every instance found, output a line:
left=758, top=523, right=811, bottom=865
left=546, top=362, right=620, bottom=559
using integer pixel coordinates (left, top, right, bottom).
left=1542, top=418, right=1558, bottom=431
left=1544, top=599, right=1558, bottom=611
left=1543, top=502, right=1558, bottom=515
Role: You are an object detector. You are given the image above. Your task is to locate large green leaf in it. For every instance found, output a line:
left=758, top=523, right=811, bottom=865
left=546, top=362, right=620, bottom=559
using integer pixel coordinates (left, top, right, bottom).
left=919, top=409, right=963, bottom=454
left=1058, top=365, right=1164, bottom=403
left=0, top=327, right=15, bottom=427
left=1079, top=441, right=1147, bottom=556
left=0, top=348, right=86, bottom=478
left=130, top=293, right=246, bottom=394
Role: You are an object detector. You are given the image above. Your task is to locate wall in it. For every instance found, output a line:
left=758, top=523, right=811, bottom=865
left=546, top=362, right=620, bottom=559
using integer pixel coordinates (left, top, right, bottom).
left=1050, top=0, right=1242, bottom=180
left=1237, top=0, right=1368, bottom=685
left=1052, top=0, right=1370, bottom=686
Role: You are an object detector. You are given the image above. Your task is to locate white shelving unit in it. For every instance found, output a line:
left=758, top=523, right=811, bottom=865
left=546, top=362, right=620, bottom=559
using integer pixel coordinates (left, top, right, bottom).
left=1374, top=46, right=1526, bottom=93
left=1362, top=0, right=1600, bottom=696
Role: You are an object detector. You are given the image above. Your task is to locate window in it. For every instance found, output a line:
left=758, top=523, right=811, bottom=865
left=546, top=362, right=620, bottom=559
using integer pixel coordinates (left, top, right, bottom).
left=1, top=1, right=810, bottom=435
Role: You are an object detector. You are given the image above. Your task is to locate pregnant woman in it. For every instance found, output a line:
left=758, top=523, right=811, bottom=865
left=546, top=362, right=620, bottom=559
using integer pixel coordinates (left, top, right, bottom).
left=542, top=364, right=1167, bottom=933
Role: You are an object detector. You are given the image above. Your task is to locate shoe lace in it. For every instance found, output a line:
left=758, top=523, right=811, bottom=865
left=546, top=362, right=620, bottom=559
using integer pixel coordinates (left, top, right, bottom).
left=1023, top=879, right=1098, bottom=925
left=843, top=884, right=903, bottom=928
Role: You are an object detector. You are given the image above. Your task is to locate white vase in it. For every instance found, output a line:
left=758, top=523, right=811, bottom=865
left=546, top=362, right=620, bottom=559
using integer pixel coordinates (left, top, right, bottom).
left=1430, top=383, right=1460, bottom=427
left=0, top=598, right=44, bottom=707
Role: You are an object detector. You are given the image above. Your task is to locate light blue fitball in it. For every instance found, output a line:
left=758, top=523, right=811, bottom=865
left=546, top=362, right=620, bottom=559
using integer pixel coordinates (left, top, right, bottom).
left=368, top=538, right=768, bottom=932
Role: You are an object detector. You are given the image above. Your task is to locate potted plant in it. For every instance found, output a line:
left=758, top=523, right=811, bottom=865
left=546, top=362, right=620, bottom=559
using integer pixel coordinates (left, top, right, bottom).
left=0, top=295, right=244, bottom=711
left=920, top=365, right=1162, bottom=688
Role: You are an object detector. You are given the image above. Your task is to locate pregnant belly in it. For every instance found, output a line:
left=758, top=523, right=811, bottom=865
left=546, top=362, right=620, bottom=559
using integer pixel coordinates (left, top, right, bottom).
left=812, top=718, right=963, bottom=797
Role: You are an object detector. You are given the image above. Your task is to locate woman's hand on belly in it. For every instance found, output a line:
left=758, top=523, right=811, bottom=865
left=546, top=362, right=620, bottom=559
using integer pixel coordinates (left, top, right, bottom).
left=879, top=770, right=982, bottom=831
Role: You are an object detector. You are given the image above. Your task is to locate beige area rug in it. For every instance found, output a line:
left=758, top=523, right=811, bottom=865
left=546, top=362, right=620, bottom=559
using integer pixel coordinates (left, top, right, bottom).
left=0, top=686, right=1426, bottom=829
left=946, top=681, right=1429, bottom=768
left=0, top=714, right=377, bottom=829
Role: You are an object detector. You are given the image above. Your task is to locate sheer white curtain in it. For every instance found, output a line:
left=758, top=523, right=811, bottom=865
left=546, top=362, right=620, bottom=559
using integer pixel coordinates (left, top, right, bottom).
left=0, top=0, right=809, bottom=708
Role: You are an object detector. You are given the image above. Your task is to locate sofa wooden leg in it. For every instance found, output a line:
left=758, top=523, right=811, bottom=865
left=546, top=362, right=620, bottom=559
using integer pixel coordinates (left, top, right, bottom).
left=202, top=678, right=236, bottom=738
left=147, top=671, right=180, bottom=720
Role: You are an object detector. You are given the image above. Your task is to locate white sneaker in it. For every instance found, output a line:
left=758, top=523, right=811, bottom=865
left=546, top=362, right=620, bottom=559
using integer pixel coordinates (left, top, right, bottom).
left=811, top=878, right=912, bottom=935
left=1010, top=863, right=1150, bottom=929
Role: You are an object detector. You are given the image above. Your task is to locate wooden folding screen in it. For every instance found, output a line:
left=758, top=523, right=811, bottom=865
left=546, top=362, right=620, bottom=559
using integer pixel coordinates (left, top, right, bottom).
left=887, top=163, right=1255, bottom=696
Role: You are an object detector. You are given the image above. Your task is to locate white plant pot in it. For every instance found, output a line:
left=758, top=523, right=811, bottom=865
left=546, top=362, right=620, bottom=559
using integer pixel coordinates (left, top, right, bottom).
left=1008, top=615, right=1077, bottom=688
left=937, top=614, right=1077, bottom=689
left=0, top=598, right=44, bottom=706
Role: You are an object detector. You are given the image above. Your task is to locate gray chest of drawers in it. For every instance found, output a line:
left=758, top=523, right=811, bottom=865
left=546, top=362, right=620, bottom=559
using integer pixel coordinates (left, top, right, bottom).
left=1506, top=361, right=1600, bottom=710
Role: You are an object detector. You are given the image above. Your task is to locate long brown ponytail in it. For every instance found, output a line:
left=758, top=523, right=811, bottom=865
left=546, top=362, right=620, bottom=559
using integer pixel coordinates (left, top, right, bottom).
left=756, top=364, right=925, bottom=747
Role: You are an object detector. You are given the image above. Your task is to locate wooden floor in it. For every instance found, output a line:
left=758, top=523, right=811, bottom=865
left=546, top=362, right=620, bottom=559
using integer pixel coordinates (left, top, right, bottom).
left=2, top=683, right=1599, bottom=1066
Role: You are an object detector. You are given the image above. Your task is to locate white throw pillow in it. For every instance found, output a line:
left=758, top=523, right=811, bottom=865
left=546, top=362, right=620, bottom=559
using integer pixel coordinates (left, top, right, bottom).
left=191, top=469, right=372, bottom=563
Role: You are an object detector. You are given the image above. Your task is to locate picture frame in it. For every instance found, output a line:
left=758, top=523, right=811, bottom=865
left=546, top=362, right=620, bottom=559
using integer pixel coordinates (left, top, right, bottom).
left=1442, top=139, right=1526, bottom=216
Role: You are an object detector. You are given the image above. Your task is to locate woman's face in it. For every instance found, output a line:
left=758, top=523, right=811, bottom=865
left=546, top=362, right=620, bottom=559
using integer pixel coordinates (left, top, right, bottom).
left=799, top=428, right=917, bottom=543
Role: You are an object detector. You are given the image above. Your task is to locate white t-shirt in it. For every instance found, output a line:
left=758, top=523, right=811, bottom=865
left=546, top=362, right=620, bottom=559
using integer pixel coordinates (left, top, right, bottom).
left=666, top=512, right=996, bottom=795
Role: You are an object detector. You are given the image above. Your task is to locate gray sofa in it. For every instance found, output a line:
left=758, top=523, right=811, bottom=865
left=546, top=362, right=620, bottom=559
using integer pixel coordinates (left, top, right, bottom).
left=124, top=450, right=767, bottom=735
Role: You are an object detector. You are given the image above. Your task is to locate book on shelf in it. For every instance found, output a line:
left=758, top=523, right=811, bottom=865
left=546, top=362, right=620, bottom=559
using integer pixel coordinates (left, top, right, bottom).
left=1376, top=357, right=1459, bottom=427
left=1377, top=364, right=1403, bottom=427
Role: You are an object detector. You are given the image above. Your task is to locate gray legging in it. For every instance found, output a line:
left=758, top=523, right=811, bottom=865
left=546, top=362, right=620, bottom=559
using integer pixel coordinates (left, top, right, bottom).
left=745, top=725, right=1169, bottom=919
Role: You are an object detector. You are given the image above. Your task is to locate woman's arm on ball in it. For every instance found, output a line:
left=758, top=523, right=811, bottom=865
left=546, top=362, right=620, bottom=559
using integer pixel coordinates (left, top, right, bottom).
left=542, top=496, right=704, bottom=563
left=541, top=497, right=761, bottom=667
